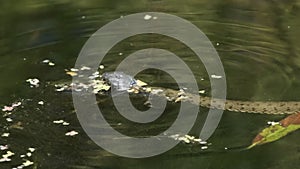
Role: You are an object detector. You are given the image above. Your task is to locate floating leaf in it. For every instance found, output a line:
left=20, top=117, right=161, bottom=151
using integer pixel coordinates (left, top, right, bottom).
left=248, top=112, right=300, bottom=149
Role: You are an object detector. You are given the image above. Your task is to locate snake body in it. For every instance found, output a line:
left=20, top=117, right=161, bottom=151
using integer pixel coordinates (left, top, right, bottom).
left=200, top=96, right=300, bottom=115
left=147, top=87, right=299, bottom=115
left=58, top=72, right=300, bottom=115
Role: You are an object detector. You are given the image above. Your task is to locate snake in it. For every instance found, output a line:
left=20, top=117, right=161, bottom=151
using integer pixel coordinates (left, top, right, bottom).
left=56, top=71, right=300, bottom=115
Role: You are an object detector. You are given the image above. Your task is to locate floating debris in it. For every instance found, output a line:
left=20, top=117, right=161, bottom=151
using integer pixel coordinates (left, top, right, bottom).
left=2, top=101, right=22, bottom=112
left=178, top=137, right=190, bottom=144
left=23, top=160, right=34, bottom=166
left=55, top=87, right=66, bottom=92
left=267, top=121, right=280, bottom=126
left=53, top=120, right=64, bottom=124
left=42, top=59, right=55, bottom=66
left=1, top=133, right=10, bottom=137
left=65, top=130, right=78, bottom=136
left=42, top=59, right=50, bottom=63
left=211, top=74, right=222, bottom=79
left=199, top=141, right=207, bottom=145
left=89, top=71, right=100, bottom=79
left=80, top=66, right=91, bottom=71
left=53, top=120, right=70, bottom=126
left=0, top=145, right=8, bottom=151
left=99, top=65, right=105, bottom=70
left=136, top=79, right=147, bottom=87
left=91, top=79, right=110, bottom=94
left=185, top=135, right=195, bottom=140
left=65, top=68, right=79, bottom=76
left=38, top=101, right=44, bottom=105
left=199, top=90, right=205, bottom=94
left=2, top=151, right=14, bottom=158
left=26, top=78, right=40, bottom=87
left=13, top=147, right=36, bottom=168
left=2, top=106, right=14, bottom=112
left=6, top=118, right=13, bottom=122
left=62, top=122, right=70, bottom=126
left=28, top=147, right=35, bottom=152
left=0, top=157, right=11, bottom=162
left=201, top=146, right=208, bottom=150
left=118, top=52, right=123, bottom=56
left=144, top=14, right=152, bottom=20
left=169, top=134, right=205, bottom=145
left=66, top=71, right=78, bottom=77
left=70, top=68, right=79, bottom=72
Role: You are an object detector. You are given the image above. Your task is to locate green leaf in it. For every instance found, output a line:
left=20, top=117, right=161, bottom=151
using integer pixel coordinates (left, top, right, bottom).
left=248, top=112, right=300, bottom=149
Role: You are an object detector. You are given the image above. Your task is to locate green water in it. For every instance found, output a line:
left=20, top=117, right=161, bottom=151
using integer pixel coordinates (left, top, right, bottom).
left=1, top=0, right=300, bottom=168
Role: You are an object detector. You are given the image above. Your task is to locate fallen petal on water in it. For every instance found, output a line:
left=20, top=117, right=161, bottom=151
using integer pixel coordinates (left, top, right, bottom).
left=70, top=68, right=79, bottom=72
left=6, top=118, right=13, bottom=122
left=42, top=59, right=50, bottom=63
left=48, top=62, right=55, bottom=66
left=0, top=157, right=11, bottom=162
left=1, top=133, right=10, bottom=137
left=201, top=146, right=208, bottom=150
left=53, top=120, right=64, bottom=124
left=0, top=145, right=8, bottom=151
left=144, top=14, right=152, bottom=20
left=81, top=66, right=91, bottom=70
left=2, top=151, right=14, bottom=158
left=2, top=106, right=14, bottom=112
left=99, top=65, right=105, bottom=70
left=26, top=78, right=40, bottom=87
left=23, top=160, right=34, bottom=167
left=66, top=71, right=78, bottom=77
left=38, top=101, right=44, bottom=105
left=211, top=74, right=222, bottom=79
left=62, top=122, right=70, bottom=126
left=65, top=130, right=78, bottom=136
left=28, top=148, right=35, bottom=152
left=136, top=80, right=147, bottom=87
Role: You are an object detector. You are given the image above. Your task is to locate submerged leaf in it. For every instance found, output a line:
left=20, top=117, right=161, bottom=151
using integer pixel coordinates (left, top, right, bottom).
left=248, top=112, right=300, bottom=149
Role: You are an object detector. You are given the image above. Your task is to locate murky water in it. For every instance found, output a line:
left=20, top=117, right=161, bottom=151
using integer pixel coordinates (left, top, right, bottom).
left=1, top=0, right=300, bottom=168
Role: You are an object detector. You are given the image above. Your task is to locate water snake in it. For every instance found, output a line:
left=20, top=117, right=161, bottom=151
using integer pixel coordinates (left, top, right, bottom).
left=57, top=71, right=300, bottom=115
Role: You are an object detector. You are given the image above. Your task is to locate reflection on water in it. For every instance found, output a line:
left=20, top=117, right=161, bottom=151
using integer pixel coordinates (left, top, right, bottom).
left=1, top=0, right=300, bottom=168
